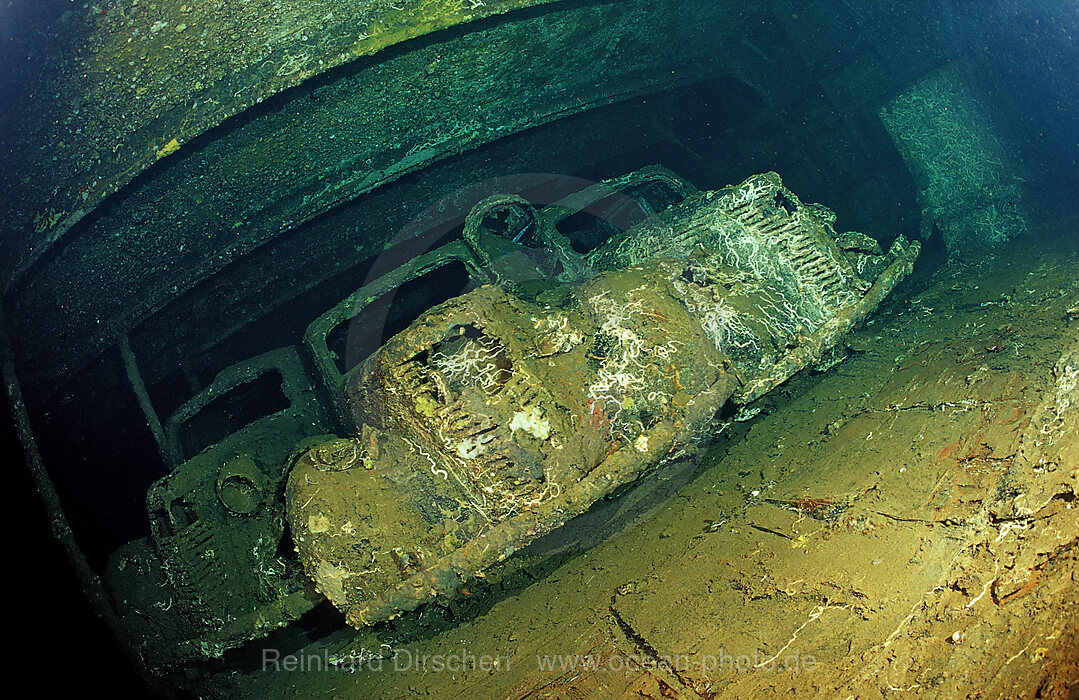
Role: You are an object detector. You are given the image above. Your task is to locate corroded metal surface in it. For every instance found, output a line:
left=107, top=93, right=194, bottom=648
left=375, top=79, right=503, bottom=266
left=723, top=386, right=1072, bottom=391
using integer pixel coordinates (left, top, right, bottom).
left=285, top=173, right=920, bottom=627
left=85, top=166, right=920, bottom=675
left=0, top=0, right=560, bottom=283
left=102, top=166, right=700, bottom=670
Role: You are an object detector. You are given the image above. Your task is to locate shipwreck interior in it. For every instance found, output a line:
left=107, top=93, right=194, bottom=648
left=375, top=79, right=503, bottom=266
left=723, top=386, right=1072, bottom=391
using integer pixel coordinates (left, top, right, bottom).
left=1, top=0, right=1076, bottom=697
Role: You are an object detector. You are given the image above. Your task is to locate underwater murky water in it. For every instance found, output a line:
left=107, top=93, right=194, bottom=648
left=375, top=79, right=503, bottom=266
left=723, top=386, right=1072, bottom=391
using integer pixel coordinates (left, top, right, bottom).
left=1, top=1, right=1076, bottom=697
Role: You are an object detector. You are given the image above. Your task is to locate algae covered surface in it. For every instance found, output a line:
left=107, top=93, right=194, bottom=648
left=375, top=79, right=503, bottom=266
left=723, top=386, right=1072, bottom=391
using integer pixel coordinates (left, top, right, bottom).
left=0, top=0, right=556, bottom=281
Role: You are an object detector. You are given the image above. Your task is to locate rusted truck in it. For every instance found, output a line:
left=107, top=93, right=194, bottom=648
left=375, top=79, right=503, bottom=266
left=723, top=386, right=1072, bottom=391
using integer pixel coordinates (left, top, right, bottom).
left=98, top=167, right=917, bottom=669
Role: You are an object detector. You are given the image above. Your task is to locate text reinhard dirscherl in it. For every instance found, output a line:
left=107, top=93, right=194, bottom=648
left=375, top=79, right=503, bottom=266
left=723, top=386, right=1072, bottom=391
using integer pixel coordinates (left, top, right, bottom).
left=261, top=648, right=817, bottom=675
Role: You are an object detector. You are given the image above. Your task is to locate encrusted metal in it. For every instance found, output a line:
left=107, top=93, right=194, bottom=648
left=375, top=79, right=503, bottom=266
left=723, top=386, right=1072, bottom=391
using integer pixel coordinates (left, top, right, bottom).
left=286, top=171, right=920, bottom=628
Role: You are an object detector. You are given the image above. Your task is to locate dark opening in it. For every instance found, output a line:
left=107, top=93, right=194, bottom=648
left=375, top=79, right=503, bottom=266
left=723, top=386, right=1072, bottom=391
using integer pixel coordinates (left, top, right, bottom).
left=146, top=367, right=199, bottom=435
left=25, top=347, right=169, bottom=571
left=150, top=508, right=171, bottom=539
left=328, top=260, right=473, bottom=374
left=772, top=190, right=797, bottom=216
left=176, top=370, right=290, bottom=460
left=622, top=179, right=688, bottom=214
left=480, top=204, right=540, bottom=247
left=556, top=192, right=650, bottom=254
left=169, top=496, right=198, bottom=530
